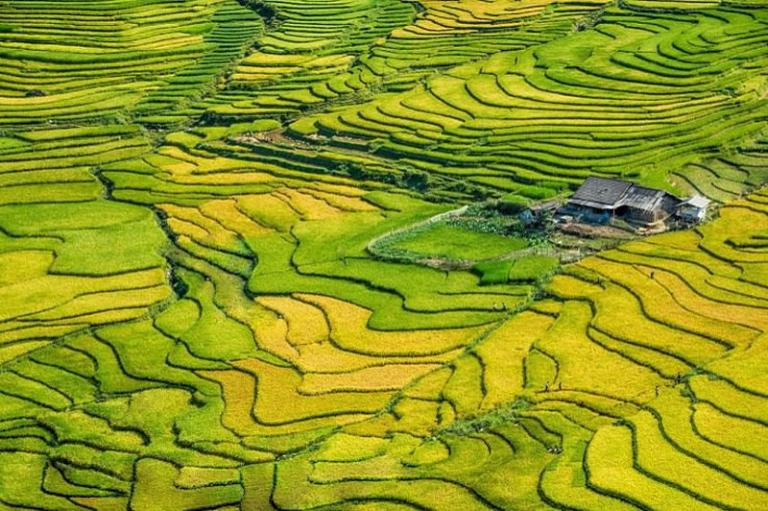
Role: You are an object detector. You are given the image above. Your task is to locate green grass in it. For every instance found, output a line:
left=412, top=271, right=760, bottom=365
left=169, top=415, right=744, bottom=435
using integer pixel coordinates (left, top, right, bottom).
left=392, top=223, right=528, bottom=261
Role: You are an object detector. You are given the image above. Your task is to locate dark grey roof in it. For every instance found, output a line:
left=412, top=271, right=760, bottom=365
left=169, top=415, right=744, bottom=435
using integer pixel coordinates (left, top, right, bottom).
left=569, top=177, right=632, bottom=209
left=567, top=176, right=683, bottom=216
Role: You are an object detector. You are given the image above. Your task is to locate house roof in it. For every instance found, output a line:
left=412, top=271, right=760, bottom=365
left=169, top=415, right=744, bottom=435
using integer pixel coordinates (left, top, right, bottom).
left=568, top=177, right=632, bottom=209
left=567, top=176, right=682, bottom=215
left=622, top=185, right=666, bottom=212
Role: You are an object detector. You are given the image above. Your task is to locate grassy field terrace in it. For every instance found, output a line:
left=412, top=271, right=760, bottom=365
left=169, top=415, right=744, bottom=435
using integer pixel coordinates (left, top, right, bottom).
left=282, top=5, right=768, bottom=200
left=202, top=0, right=610, bottom=122
left=0, top=0, right=262, bottom=127
left=0, top=0, right=766, bottom=509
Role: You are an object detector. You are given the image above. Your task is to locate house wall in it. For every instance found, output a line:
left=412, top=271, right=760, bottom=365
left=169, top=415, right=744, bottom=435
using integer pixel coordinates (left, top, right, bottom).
left=678, top=206, right=704, bottom=221
left=618, top=206, right=658, bottom=225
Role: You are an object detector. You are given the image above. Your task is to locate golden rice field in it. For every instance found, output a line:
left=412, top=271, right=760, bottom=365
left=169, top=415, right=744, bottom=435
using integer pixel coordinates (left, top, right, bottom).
left=0, top=0, right=767, bottom=509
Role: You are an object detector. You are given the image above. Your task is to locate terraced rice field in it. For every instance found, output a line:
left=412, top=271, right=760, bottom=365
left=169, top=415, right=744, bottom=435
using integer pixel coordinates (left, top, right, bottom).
left=0, top=0, right=767, bottom=509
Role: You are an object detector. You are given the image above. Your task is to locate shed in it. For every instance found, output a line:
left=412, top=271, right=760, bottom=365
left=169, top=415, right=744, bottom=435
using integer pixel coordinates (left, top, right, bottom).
left=519, top=200, right=560, bottom=225
left=620, top=185, right=680, bottom=224
left=676, top=195, right=710, bottom=223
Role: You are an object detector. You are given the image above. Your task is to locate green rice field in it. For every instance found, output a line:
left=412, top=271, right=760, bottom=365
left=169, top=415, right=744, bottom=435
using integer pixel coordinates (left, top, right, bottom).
left=390, top=224, right=529, bottom=261
left=0, top=0, right=767, bottom=509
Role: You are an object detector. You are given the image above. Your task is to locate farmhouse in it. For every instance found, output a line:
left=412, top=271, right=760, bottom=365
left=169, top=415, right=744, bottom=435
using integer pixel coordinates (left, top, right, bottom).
left=562, top=176, right=683, bottom=228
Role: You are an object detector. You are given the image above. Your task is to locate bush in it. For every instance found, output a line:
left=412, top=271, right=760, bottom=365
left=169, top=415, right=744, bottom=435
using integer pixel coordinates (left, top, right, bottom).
left=497, top=195, right=529, bottom=215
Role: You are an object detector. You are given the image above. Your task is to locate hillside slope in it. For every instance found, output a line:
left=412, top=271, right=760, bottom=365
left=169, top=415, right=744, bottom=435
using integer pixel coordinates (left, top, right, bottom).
left=0, top=0, right=766, bottom=509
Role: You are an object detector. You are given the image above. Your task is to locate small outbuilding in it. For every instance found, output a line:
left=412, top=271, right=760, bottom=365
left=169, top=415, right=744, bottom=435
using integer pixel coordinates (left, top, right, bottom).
left=519, top=200, right=560, bottom=225
left=620, top=184, right=681, bottom=226
left=676, top=195, right=710, bottom=223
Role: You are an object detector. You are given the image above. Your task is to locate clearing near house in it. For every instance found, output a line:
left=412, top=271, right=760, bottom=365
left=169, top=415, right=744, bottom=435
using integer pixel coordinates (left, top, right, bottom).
left=0, top=0, right=767, bottom=509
